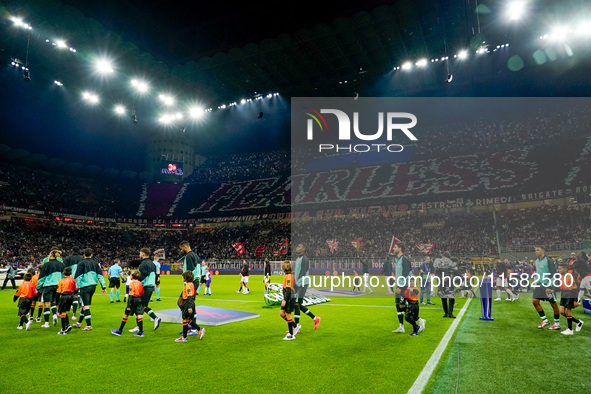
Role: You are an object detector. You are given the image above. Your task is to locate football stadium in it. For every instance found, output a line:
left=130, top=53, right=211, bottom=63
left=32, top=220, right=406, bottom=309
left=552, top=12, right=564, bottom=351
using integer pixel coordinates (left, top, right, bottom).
left=1, top=1, right=591, bottom=393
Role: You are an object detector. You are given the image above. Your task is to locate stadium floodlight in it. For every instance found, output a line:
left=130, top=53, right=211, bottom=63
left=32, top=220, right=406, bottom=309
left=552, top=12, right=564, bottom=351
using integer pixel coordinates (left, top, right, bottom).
left=457, top=50, right=468, bottom=60
left=550, top=27, right=568, bottom=42
left=401, top=61, right=412, bottom=71
left=94, top=58, right=114, bottom=74
left=12, top=17, right=32, bottom=30
left=158, top=94, right=175, bottom=106
left=575, top=22, right=591, bottom=38
left=114, top=105, right=126, bottom=115
left=82, top=91, right=99, bottom=104
left=416, top=59, right=428, bottom=67
left=175, top=112, right=183, bottom=120
left=130, top=79, right=149, bottom=94
left=55, top=40, right=67, bottom=49
left=188, top=106, right=204, bottom=119
left=267, top=93, right=273, bottom=98
left=159, top=114, right=174, bottom=124
left=54, top=80, right=63, bottom=86
left=505, top=1, right=526, bottom=22
left=240, top=99, right=247, bottom=104
left=273, top=92, right=279, bottom=96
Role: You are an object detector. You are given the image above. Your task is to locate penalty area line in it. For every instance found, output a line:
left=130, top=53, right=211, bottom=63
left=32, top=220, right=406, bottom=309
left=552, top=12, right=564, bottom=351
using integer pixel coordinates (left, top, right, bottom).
left=407, top=297, right=472, bottom=394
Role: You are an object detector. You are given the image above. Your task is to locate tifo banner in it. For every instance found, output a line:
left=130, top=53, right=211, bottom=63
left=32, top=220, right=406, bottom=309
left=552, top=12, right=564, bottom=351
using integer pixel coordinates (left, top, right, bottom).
left=231, top=242, right=245, bottom=257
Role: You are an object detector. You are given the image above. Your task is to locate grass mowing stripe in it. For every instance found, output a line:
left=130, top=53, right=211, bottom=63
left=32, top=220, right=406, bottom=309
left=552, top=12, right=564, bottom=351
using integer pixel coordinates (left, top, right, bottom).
left=408, top=297, right=472, bottom=394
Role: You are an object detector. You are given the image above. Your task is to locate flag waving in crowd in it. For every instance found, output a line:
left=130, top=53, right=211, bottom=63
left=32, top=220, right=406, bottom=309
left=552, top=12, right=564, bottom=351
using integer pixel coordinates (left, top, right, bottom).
left=388, top=236, right=401, bottom=255
left=326, top=239, right=339, bottom=254
left=416, top=243, right=435, bottom=254
left=255, top=244, right=265, bottom=256
left=231, top=242, right=245, bottom=257
left=350, top=238, right=364, bottom=253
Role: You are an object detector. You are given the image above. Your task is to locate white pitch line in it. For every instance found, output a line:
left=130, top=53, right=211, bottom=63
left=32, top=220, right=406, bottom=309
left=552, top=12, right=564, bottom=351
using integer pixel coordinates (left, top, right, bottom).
left=407, top=297, right=472, bottom=394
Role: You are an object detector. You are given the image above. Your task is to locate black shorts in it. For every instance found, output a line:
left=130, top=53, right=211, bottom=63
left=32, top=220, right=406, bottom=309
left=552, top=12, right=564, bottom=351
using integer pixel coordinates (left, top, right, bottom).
left=281, top=297, right=296, bottom=314
left=126, top=296, right=144, bottom=317
left=395, top=296, right=406, bottom=306
left=200, top=276, right=207, bottom=285
left=42, top=286, right=59, bottom=304
left=80, top=286, right=96, bottom=306
left=405, top=302, right=419, bottom=323
left=297, top=286, right=308, bottom=299
left=141, top=286, right=154, bottom=308
left=58, top=293, right=74, bottom=314
left=533, top=285, right=557, bottom=302
left=109, top=278, right=121, bottom=289
left=180, top=299, right=195, bottom=320
left=18, top=298, right=33, bottom=316
left=32, top=292, right=40, bottom=302
left=155, top=275, right=161, bottom=286
left=560, top=297, right=577, bottom=309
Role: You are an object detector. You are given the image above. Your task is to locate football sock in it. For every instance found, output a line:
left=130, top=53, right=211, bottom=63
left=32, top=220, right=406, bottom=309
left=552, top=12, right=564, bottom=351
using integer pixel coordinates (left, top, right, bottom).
left=61, top=313, right=67, bottom=330
left=156, top=288, right=160, bottom=299
left=567, top=316, right=573, bottom=330
left=538, top=310, right=547, bottom=320
left=50, top=305, right=57, bottom=316
left=84, top=309, right=91, bottom=326
left=116, top=289, right=120, bottom=301
left=146, top=309, right=157, bottom=320
left=182, top=322, right=189, bottom=338
left=137, top=317, right=143, bottom=332
left=43, top=308, right=50, bottom=322
left=72, top=300, right=78, bottom=315
left=119, top=317, right=127, bottom=331
left=301, top=304, right=316, bottom=320
left=37, top=305, right=43, bottom=318
left=554, top=314, right=560, bottom=324
left=197, top=286, right=202, bottom=295
left=496, top=289, right=501, bottom=299
left=287, top=319, right=294, bottom=335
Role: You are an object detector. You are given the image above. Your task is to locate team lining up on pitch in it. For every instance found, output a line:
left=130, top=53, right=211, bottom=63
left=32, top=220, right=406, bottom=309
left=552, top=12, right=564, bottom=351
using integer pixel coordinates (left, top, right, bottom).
left=11, top=240, right=590, bottom=340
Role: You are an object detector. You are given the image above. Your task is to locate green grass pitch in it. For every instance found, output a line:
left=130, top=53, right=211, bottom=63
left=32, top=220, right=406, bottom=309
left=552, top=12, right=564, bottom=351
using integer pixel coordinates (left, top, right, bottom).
left=1, top=275, right=588, bottom=393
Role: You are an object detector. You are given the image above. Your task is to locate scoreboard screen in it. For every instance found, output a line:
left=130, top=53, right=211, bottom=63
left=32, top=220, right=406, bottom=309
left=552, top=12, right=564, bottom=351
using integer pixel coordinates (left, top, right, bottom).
left=160, top=161, right=183, bottom=176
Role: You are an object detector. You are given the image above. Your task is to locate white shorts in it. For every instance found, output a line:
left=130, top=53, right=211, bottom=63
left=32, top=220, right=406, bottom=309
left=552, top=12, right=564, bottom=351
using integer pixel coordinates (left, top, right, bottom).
left=242, top=275, right=249, bottom=284
left=496, top=278, right=508, bottom=288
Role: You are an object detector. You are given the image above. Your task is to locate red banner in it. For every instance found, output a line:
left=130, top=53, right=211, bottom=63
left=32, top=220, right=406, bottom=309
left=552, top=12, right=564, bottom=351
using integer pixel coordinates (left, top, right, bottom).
left=231, top=242, right=245, bottom=257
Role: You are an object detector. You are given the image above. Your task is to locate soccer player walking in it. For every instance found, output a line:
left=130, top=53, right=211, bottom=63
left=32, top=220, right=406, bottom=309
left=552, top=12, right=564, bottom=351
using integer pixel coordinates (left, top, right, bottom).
left=129, top=248, right=161, bottom=334
left=532, top=246, right=561, bottom=330
left=74, top=248, right=107, bottom=331
left=37, top=250, right=65, bottom=328
left=14, top=272, right=37, bottom=331
left=392, top=243, right=412, bottom=333
left=293, top=244, right=321, bottom=334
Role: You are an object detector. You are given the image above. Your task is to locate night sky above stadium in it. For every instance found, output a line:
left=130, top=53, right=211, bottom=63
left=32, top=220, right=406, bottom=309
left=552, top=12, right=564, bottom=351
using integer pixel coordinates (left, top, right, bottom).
left=0, top=0, right=394, bottom=172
